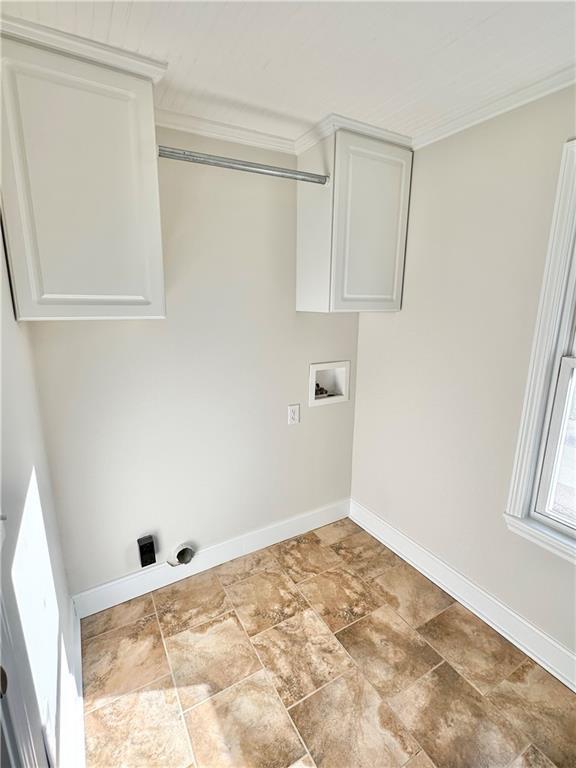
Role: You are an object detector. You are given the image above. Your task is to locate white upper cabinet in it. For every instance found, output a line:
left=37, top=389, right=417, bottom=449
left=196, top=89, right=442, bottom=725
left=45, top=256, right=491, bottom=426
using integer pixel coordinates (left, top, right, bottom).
left=1, top=26, right=166, bottom=320
left=297, top=130, right=412, bottom=312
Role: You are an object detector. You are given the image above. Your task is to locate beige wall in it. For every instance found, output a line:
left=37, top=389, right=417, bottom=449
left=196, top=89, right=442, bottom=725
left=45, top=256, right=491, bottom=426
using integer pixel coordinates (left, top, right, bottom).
left=29, top=129, right=358, bottom=594
left=352, top=87, right=576, bottom=650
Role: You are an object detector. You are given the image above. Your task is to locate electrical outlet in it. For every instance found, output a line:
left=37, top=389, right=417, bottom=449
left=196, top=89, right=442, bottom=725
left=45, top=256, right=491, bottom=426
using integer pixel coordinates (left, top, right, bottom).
left=287, top=404, right=300, bottom=425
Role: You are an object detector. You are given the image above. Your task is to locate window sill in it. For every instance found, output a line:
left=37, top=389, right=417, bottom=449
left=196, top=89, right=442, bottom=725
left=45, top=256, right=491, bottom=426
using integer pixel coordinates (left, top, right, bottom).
left=504, top=514, right=576, bottom=563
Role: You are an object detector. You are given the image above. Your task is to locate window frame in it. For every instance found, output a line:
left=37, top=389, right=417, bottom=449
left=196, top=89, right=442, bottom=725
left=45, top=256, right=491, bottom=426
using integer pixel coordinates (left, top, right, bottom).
left=506, top=139, right=576, bottom=562
left=533, top=355, right=576, bottom=533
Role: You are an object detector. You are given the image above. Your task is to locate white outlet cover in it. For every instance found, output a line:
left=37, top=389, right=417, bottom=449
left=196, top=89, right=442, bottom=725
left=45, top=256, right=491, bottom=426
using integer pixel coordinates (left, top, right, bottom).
left=288, top=404, right=300, bottom=425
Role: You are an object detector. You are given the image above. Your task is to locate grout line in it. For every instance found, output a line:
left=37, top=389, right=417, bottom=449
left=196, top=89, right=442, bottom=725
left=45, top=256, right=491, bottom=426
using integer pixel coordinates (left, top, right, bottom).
left=81, top=610, right=158, bottom=642
left=286, top=671, right=349, bottom=711
left=289, top=575, right=366, bottom=679
left=187, top=600, right=319, bottom=768
left=221, top=566, right=314, bottom=637
left=240, top=620, right=317, bottom=766
left=83, top=671, right=174, bottom=715
left=179, top=664, right=264, bottom=716
left=151, top=593, right=198, bottom=768
left=213, top=551, right=283, bottom=590
left=218, top=596, right=317, bottom=767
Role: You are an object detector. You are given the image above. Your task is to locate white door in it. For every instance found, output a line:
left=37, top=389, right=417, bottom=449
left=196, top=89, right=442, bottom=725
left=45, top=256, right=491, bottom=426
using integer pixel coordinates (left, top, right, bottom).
left=331, top=130, right=412, bottom=312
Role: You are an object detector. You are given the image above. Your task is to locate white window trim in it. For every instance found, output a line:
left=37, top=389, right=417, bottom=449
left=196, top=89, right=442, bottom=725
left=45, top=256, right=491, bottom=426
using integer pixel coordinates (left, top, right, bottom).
left=534, top=355, right=575, bottom=529
left=505, top=139, right=576, bottom=563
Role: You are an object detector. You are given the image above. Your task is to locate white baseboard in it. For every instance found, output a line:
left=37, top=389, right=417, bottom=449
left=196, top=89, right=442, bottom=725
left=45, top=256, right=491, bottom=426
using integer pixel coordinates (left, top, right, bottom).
left=72, top=495, right=575, bottom=692
left=350, top=499, right=576, bottom=692
left=73, top=499, right=349, bottom=619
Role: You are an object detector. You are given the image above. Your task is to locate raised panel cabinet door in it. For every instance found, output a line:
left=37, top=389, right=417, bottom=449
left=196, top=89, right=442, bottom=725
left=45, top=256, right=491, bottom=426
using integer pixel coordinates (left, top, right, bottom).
left=1, top=39, right=165, bottom=319
left=331, top=130, right=412, bottom=312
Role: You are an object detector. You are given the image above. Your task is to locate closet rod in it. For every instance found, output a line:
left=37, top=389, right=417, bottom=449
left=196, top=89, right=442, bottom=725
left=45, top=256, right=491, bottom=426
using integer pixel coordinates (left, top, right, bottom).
left=158, top=145, right=329, bottom=185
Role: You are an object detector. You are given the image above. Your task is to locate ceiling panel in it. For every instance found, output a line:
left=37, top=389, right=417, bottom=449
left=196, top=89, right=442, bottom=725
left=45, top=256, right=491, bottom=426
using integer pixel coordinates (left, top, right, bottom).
left=3, top=1, right=574, bottom=145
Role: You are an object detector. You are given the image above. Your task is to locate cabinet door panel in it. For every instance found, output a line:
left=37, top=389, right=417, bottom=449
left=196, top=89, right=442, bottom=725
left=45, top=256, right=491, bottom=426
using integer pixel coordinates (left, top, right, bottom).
left=331, top=131, right=412, bottom=312
left=1, top=40, right=164, bottom=319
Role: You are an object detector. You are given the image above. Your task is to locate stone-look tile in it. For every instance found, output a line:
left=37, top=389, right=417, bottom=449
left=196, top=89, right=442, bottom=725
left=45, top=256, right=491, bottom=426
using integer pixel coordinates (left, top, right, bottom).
left=510, top=746, right=558, bottom=768
left=488, top=660, right=576, bottom=768
left=297, top=565, right=383, bottom=632
left=371, top=561, right=454, bottom=627
left=165, top=611, right=261, bottom=710
left=186, top=669, right=306, bottom=768
left=82, top=614, right=169, bottom=712
left=336, top=605, right=441, bottom=698
left=252, top=608, right=353, bottom=707
left=418, top=602, right=526, bottom=694
left=405, top=753, right=437, bottom=768
left=312, top=518, right=362, bottom=546
left=289, top=756, right=316, bottom=768
left=290, top=669, right=419, bottom=768
left=81, top=595, right=155, bottom=640
left=225, top=568, right=308, bottom=635
left=154, top=571, right=231, bottom=637
left=331, top=530, right=400, bottom=580
left=272, top=533, right=343, bottom=583
left=214, top=549, right=279, bottom=586
left=390, top=662, right=528, bottom=768
left=84, top=675, right=191, bottom=768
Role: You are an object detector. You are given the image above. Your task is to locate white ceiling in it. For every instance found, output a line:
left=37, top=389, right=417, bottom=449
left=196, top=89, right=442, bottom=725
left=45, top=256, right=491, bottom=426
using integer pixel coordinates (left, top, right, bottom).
left=3, top=1, right=575, bottom=149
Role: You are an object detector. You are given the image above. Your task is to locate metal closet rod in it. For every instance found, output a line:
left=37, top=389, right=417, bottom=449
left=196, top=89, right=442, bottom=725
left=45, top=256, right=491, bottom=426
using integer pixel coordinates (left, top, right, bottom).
left=158, top=145, right=329, bottom=185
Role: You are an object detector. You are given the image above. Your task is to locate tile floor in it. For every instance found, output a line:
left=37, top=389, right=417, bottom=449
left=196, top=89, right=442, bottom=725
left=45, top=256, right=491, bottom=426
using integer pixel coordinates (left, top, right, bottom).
left=81, top=519, right=576, bottom=768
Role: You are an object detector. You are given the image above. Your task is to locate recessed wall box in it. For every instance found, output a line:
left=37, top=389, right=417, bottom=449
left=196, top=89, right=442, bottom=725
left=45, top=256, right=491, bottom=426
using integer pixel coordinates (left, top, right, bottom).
left=137, top=535, right=156, bottom=567
left=309, top=361, right=350, bottom=406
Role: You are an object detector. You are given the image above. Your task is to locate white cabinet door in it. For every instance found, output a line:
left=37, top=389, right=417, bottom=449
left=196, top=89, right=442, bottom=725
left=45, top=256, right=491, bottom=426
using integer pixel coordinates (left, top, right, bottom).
left=1, top=38, right=165, bottom=319
left=331, top=131, right=412, bottom=311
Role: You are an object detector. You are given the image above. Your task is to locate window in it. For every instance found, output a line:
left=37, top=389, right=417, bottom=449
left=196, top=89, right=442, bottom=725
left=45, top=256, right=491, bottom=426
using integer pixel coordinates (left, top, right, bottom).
left=506, top=139, right=576, bottom=561
left=535, top=356, right=576, bottom=532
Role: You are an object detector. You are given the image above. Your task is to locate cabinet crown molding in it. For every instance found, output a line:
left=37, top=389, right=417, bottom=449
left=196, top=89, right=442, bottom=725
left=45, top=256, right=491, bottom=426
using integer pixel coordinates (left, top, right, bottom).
left=0, top=15, right=167, bottom=82
left=295, top=114, right=413, bottom=155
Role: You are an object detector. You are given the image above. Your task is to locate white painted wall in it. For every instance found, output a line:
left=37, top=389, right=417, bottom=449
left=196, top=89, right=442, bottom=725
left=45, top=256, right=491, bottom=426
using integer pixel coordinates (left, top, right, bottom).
left=2, top=258, right=83, bottom=766
left=28, top=129, right=358, bottom=594
left=352, top=86, right=576, bottom=651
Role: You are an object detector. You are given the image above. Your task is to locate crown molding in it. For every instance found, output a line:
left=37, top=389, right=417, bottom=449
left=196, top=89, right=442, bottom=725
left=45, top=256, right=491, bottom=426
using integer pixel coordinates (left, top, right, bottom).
left=0, top=15, right=167, bottom=82
left=155, top=108, right=296, bottom=154
left=294, top=113, right=413, bottom=154
left=155, top=109, right=414, bottom=156
left=413, top=65, right=576, bottom=150
left=156, top=69, right=574, bottom=156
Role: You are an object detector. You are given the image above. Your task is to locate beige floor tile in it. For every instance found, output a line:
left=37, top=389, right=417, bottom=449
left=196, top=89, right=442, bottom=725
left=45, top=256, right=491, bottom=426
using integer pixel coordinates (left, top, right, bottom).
left=311, top=518, right=362, bottom=546
left=81, top=594, right=155, bottom=640
left=165, top=610, right=261, bottom=710
left=84, top=675, right=191, bottom=768
left=297, top=565, right=383, bottom=632
left=272, top=533, right=343, bottom=583
left=82, top=614, right=169, bottom=712
left=252, top=608, right=353, bottom=707
left=290, top=668, right=419, bottom=768
left=487, top=660, right=576, bottom=768
left=214, top=549, right=279, bottom=586
left=418, top=602, right=526, bottom=694
left=405, top=753, right=437, bottom=768
left=336, top=604, right=441, bottom=698
left=330, top=530, right=400, bottom=580
left=289, top=756, right=316, bottom=768
left=154, top=571, right=231, bottom=637
left=390, top=662, right=528, bottom=768
left=225, top=568, right=308, bottom=635
left=510, top=746, right=558, bottom=768
left=371, top=561, right=454, bottom=627
left=186, top=669, right=306, bottom=768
